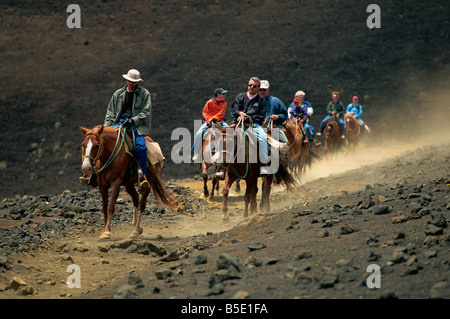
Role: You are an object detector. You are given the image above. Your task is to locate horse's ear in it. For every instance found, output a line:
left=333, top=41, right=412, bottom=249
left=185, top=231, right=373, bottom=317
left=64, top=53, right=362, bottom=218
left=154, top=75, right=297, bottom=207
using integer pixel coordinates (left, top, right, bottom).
left=98, top=125, right=104, bottom=135
left=79, top=126, right=89, bottom=135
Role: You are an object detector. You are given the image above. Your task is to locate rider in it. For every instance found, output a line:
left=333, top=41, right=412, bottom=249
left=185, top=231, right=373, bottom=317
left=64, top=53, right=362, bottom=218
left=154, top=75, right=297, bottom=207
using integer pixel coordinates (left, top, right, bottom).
left=317, top=91, right=345, bottom=139
left=103, top=69, right=152, bottom=191
left=259, top=80, right=290, bottom=168
left=192, top=88, right=229, bottom=162
left=288, top=90, right=321, bottom=146
left=258, top=80, right=289, bottom=143
left=231, top=76, right=271, bottom=175
left=345, top=96, right=371, bottom=133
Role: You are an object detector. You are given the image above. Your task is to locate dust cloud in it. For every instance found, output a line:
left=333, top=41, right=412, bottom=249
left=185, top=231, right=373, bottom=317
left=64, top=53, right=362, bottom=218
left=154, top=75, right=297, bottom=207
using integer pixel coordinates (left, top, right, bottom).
left=301, top=67, right=450, bottom=184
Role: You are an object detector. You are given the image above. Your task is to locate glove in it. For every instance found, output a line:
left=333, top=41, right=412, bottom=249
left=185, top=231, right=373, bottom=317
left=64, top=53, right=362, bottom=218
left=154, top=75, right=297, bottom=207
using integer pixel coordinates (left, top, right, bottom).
left=123, top=118, right=134, bottom=127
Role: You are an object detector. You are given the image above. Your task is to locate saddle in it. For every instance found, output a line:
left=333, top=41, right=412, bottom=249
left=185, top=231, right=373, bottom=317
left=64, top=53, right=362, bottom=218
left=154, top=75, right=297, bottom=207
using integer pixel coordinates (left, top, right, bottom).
left=123, top=130, right=166, bottom=173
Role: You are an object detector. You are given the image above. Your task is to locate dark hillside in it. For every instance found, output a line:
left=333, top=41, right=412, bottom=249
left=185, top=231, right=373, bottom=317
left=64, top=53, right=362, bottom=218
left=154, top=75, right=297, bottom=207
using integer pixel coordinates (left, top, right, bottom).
left=0, top=0, right=448, bottom=197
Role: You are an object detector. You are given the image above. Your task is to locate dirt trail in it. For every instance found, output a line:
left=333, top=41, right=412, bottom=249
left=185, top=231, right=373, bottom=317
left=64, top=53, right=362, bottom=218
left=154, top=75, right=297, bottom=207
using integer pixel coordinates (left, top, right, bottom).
left=0, top=136, right=449, bottom=299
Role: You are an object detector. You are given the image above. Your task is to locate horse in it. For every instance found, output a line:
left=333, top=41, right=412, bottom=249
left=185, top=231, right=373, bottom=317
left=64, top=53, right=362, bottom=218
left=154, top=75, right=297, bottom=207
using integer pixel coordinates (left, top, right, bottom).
left=344, top=113, right=361, bottom=153
left=200, top=125, right=221, bottom=199
left=213, top=122, right=297, bottom=222
left=282, top=120, right=310, bottom=176
left=79, top=124, right=176, bottom=238
left=323, top=117, right=341, bottom=157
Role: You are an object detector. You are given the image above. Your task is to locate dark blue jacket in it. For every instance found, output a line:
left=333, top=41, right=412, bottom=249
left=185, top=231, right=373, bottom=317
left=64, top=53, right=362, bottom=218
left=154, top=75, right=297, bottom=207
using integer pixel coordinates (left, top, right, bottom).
left=264, top=95, right=288, bottom=125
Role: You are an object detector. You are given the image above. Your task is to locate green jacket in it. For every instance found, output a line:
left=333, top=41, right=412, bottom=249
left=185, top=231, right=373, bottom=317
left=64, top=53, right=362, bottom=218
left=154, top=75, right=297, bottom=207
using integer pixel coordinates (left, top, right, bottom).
left=326, top=100, right=345, bottom=116
left=104, top=85, right=152, bottom=136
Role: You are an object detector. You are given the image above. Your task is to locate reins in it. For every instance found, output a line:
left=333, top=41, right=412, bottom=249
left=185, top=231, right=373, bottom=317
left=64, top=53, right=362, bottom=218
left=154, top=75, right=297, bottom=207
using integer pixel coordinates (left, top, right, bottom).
left=82, top=125, right=127, bottom=174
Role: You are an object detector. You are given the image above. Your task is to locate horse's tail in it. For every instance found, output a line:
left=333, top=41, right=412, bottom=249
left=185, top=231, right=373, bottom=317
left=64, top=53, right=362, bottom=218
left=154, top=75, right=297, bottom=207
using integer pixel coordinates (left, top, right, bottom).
left=148, top=168, right=177, bottom=210
left=274, top=163, right=299, bottom=192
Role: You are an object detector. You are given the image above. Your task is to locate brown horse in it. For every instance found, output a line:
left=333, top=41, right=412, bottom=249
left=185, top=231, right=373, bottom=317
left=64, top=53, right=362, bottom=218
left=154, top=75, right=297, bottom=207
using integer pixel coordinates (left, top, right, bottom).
left=344, top=114, right=361, bottom=153
left=282, top=120, right=309, bottom=176
left=323, top=118, right=341, bottom=157
left=80, top=125, right=176, bottom=238
left=214, top=123, right=297, bottom=222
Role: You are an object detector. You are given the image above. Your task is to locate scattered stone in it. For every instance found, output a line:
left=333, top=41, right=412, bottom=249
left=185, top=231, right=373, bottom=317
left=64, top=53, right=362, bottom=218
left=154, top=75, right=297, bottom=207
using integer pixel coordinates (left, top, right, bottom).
left=248, top=241, right=266, bottom=251
left=319, top=273, right=338, bottom=288
left=97, top=244, right=110, bottom=253
left=195, top=253, right=207, bottom=265
left=263, top=257, right=279, bottom=265
left=391, top=247, right=408, bottom=264
left=319, top=230, right=329, bottom=237
left=392, top=215, right=408, bottom=223
left=430, top=281, right=449, bottom=299
left=373, top=205, right=391, bottom=215
left=296, top=251, right=312, bottom=260
left=155, top=269, right=173, bottom=280
left=340, top=225, right=358, bottom=235
left=244, top=255, right=262, bottom=268
left=431, top=213, right=447, bottom=228
left=202, top=283, right=224, bottom=296
left=159, top=251, right=179, bottom=262
left=425, top=224, right=443, bottom=236
left=232, top=289, right=249, bottom=299
left=6, top=277, right=28, bottom=291
left=424, top=250, right=437, bottom=258
left=216, top=253, right=240, bottom=272
left=128, top=273, right=143, bottom=286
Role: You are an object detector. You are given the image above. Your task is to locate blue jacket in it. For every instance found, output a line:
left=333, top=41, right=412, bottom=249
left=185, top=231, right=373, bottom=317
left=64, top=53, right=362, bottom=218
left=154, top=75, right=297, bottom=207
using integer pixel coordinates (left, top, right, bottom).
left=264, top=95, right=288, bottom=125
left=288, top=101, right=310, bottom=123
left=345, top=103, right=363, bottom=119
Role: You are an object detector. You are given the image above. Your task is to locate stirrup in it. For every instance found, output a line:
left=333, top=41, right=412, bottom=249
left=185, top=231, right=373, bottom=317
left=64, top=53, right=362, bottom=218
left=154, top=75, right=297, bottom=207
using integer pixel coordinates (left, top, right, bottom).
left=79, top=176, right=90, bottom=185
left=138, top=178, right=150, bottom=193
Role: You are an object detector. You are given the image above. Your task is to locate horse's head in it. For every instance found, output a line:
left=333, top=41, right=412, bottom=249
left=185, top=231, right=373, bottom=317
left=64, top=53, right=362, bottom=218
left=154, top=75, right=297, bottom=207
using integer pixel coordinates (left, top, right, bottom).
left=79, top=125, right=104, bottom=176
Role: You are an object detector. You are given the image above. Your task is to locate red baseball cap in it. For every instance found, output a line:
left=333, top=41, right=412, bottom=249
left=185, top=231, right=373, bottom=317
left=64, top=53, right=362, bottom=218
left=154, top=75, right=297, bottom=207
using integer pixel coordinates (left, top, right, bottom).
left=352, top=96, right=358, bottom=100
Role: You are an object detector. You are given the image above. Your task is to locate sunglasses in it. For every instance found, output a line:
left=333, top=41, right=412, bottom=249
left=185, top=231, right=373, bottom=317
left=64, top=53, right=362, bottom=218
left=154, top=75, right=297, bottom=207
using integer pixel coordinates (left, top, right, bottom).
left=248, top=84, right=259, bottom=88
left=259, top=89, right=267, bottom=92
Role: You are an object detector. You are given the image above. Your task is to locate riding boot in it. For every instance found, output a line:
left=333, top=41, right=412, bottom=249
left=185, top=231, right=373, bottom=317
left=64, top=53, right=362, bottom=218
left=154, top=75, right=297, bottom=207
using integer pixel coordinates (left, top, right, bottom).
left=137, top=149, right=150, bottom=192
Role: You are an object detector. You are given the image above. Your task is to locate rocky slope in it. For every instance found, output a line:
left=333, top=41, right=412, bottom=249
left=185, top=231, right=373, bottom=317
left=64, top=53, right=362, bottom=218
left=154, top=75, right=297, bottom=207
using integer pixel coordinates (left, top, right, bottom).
left=0, top=140, right=448, bottom=300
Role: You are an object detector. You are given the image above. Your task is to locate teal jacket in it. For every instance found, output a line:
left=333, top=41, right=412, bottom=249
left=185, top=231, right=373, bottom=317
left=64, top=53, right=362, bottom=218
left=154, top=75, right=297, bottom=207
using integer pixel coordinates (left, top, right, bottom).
left=104, top=85, right=152, bottom=136
left=326, top=100, right=345, bottom=116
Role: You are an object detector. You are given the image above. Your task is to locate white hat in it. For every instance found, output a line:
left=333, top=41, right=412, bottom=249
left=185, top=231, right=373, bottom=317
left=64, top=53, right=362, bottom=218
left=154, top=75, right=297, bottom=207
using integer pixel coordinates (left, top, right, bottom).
left=260, top=80, right=270, bottom=89
left=122, top=69, right=143, bottom=82
left=295, top=90, right=305, bottom=97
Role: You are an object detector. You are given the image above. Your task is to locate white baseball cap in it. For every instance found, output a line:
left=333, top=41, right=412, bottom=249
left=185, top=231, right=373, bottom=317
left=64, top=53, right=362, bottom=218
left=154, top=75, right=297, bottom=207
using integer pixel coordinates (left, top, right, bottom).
left=260, top=80, right=270, bottom=89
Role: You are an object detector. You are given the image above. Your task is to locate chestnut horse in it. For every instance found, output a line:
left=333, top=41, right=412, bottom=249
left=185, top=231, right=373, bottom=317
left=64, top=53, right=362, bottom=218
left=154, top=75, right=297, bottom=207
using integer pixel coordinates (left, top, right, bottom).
left=214, top=123, right=297, bottom=222
left=282, top=120, right=309, bottom=176
left=323, top=118, right=341, bottom=157
left=344, top=114, right=361, bottom=153
left=80, top=125, right=176, bottom=238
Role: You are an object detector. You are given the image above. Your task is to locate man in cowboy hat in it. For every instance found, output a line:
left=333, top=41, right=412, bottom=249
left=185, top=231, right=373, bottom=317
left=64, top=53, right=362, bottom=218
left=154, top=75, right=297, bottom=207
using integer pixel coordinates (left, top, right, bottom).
left=103, top=68, right=152, bottom=191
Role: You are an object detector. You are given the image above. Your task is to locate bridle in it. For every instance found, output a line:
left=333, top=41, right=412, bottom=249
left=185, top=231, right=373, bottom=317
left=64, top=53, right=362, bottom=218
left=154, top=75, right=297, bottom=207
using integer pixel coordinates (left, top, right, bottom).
left=82, top=132, right=104, bottom=165
left=81, top=126, right=126, bottom=174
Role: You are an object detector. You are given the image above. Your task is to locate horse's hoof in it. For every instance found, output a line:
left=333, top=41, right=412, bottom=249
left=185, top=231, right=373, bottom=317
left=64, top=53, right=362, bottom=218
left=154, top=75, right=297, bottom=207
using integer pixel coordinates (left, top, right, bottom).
left=130, top=231, right=140, bottom=238
left=100, top=232, right=111, bottom=239
left=222, top=215, right=229, bottom=223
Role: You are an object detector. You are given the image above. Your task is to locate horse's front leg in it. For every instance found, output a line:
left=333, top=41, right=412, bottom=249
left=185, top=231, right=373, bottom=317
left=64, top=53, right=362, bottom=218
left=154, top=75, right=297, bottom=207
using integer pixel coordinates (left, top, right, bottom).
left=262, top=175, right=272, bottom=213
left=211, top=176, right=218, bottom=200
left=201, top=161, right=209, bottom=197
left=125, top=183, right=141, bottom=237
left=103, top=181, right=121, bottom=238
left=99, top=186, right=110, bottom=238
